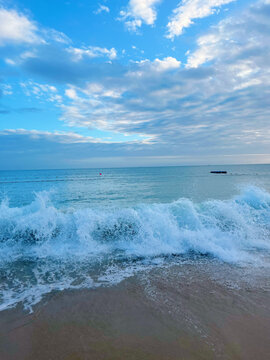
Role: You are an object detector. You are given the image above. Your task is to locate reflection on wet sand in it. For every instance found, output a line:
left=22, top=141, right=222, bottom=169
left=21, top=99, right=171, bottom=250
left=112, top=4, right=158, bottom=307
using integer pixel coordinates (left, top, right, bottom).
left=1, top=261, right=270, bottom=360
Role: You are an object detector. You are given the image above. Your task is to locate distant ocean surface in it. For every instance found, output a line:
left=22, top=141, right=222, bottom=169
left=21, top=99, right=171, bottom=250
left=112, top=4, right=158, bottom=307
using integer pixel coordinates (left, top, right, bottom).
left=1, top=164, right=270, bottom=311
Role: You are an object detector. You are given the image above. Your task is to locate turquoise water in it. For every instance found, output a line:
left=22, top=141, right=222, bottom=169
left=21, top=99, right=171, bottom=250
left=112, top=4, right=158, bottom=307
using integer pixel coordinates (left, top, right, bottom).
left=1, top=165, right=270, bottom=311
left=1, top=164, right=270, bottom=208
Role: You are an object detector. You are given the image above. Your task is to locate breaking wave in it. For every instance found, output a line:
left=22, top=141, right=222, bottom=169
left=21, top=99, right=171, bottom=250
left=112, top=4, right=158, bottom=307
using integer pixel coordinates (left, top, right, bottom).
left=1, top=186, right=270, bottom=311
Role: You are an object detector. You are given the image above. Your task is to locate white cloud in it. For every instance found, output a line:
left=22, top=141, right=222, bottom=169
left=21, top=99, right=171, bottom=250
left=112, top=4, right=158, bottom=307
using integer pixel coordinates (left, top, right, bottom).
left=151, top=57, right=181, bottom=71
left=4, top=0, right=270, bottom=163
left=186, top=33, right=221, bottom=68
left=53, top=1, right=270, bottom=157
left=5, top=49, right=37, bottom=67
left=0, top=129, right=103, bottom=144
left=134, top=56, right=181, bottom=73
left=20, top=81, right=62, bottom=103
left=5, top=58, right=16, bottom=66
left=0, top=7, right=42, bottom=45
left=68, top=46, right=117, bottom=61
left=44, top=29, right=71, bottom=44
left=60, top=82, right=128, bottom=132
left=0, top=6, right=72, bottom=48
left=0, top=128, right=149, bottom=145
left=94, top=4, right=110, bottom=14
left=120, top=0, right=161, bottom=31
left=166, top=0, right=235, bottom=39
left=82, top=82, right=123, bottom=98
left=0, top=84, right=13, bottom=95
left=65, top=88, right=78, bottom=100
left=186, top=0, right=270, bottom=80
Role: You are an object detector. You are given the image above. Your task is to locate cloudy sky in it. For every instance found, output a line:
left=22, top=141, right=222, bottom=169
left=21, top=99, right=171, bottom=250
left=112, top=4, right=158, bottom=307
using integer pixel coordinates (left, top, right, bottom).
left=0, top=0, right=269, bottom=169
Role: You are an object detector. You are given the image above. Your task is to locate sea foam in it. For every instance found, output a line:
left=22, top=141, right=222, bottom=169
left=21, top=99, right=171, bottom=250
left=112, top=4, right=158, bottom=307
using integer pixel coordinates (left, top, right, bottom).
left=0, top=186, right=270, bottom=311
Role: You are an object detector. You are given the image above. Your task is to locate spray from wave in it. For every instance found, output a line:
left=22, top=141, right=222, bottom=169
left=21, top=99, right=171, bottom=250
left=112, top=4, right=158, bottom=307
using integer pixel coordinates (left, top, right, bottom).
left=0, top=186, right=270, bottom=311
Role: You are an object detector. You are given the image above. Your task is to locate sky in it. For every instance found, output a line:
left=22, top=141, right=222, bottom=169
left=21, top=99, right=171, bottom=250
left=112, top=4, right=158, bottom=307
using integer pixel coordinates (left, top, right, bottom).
left=0, top=0, right=269, bottom=169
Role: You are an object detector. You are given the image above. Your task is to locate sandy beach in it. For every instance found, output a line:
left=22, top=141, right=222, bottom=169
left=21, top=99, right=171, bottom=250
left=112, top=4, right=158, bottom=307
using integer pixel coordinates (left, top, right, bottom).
left=1, top=261, right=269, bottom=360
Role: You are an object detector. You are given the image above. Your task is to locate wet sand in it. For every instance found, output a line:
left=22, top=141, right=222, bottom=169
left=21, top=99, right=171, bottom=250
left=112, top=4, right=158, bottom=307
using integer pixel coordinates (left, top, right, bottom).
left=1, top=261, right=270, bottom=360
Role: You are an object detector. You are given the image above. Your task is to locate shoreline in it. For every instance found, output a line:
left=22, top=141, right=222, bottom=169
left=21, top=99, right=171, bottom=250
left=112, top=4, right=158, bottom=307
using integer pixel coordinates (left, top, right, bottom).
left=1, top=263, right=270, bottom=359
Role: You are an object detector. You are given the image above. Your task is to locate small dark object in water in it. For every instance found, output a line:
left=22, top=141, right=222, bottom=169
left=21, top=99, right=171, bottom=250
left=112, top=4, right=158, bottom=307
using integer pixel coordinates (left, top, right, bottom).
left=210, top=171, right=227, bottom=174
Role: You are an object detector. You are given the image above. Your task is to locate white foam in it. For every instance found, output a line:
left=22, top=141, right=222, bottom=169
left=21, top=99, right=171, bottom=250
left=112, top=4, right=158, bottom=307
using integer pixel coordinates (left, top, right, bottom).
left=0, top=185, right=270, bottom=311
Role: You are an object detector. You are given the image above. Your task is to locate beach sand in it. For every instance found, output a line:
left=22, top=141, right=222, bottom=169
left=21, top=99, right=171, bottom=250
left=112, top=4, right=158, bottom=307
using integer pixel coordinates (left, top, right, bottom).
left=1, top=261, right=270, bottom=360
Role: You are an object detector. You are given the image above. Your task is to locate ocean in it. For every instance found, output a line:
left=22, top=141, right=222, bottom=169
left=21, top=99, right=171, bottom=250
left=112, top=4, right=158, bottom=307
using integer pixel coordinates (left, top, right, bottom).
left=1, top=164, right=270, bottom=312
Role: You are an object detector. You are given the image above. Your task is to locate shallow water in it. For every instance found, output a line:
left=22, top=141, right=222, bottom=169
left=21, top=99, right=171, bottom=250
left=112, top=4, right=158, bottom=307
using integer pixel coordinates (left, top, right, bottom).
left=0, top=165, right=270, bottom=311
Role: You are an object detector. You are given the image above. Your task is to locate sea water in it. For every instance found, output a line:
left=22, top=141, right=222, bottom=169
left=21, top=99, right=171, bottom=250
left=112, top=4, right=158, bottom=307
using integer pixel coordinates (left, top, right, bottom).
left=1, top=164, right=270, bottom=311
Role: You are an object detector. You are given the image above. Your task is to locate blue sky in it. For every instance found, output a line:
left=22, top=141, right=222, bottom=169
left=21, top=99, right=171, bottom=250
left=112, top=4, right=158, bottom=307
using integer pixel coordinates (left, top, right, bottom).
left=0, top=0, right=269, bottom=169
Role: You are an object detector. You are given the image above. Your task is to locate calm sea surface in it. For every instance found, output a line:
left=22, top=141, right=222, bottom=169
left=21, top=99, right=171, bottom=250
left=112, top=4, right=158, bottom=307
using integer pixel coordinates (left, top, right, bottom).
left=1, top=164, right=270, bottom=208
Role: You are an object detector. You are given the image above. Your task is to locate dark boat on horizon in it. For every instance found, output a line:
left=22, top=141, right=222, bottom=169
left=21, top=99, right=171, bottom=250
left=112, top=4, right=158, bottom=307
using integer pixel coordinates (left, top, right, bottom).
left=210, top=171, right=227, bottom=174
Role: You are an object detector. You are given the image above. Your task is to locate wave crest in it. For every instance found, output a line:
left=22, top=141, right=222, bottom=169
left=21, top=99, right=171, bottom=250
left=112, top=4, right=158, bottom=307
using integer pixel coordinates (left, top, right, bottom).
left=1, top=185, right=270, bottom=261
left=0, top=186, right=270, bottom=311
